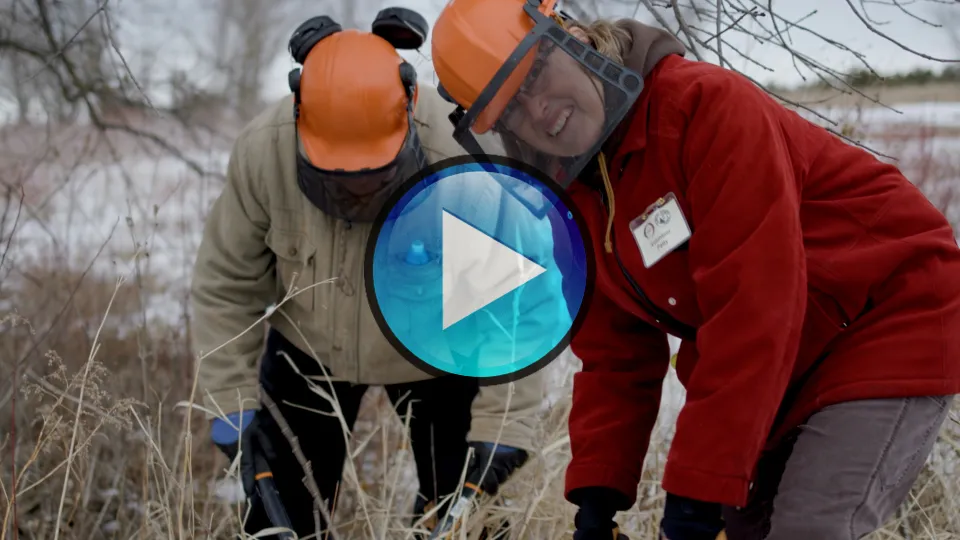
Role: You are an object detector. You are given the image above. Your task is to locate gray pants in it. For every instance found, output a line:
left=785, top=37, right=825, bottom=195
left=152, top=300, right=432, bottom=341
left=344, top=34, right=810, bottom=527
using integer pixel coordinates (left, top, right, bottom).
left=722, top=395, right=954, bottom=540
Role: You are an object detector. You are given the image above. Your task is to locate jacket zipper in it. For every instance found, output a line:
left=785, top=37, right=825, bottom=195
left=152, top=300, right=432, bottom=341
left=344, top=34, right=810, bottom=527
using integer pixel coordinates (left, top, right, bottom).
left=598, top=185, right=697, bottom=342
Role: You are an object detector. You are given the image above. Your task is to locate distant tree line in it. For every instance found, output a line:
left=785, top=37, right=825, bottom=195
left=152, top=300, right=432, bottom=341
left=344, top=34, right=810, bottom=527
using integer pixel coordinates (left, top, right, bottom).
left=769, top=65, right=960, bottom=93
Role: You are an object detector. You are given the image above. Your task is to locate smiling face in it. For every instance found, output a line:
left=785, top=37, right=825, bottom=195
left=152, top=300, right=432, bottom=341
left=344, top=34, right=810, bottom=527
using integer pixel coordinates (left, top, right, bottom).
left=496, top=29, right=606, bottom=157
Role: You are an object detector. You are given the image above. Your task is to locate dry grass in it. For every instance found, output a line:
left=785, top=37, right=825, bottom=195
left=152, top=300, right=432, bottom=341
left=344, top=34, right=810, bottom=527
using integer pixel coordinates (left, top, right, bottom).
left=1, top=112, right=959, bottom=540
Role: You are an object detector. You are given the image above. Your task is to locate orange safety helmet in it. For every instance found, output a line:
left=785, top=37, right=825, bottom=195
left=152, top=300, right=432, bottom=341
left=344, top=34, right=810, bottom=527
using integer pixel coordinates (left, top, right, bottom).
left=287, top=10, right=428, bottom=171
left=432, top=0, right=558, bottom=134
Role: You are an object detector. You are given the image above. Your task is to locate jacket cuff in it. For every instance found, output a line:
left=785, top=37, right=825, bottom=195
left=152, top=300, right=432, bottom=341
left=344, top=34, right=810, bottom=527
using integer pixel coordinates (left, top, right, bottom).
left=662, top=461, right=750, bottom=508
left=467, top=417, right=536, bottom=452
left=564, top=461, right=638, bottom=507
left=201, top=386, right=260, bottom=419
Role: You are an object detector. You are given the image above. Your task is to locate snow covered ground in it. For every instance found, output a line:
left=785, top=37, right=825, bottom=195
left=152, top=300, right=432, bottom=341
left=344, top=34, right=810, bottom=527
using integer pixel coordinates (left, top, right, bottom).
left=1, top=140, right=229, bottom=328
left=802, top=101, right=960, bottom=130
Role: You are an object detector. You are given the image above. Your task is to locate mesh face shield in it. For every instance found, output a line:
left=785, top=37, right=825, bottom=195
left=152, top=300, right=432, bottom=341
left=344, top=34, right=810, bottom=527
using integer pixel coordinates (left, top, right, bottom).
left=447, top=2, right=644, bottom=189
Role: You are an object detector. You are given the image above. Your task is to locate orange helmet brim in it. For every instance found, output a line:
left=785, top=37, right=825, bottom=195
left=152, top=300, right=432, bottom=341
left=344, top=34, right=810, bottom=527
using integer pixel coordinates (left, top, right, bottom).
left=300, top=118, right=409, bottom=171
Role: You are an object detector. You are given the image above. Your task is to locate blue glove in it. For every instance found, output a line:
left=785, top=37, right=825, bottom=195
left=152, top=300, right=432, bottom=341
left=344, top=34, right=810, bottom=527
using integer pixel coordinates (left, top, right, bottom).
left=658, top=492, right=724, bottom=540
left=211, top=409, right=276, bottom=498
left=465, top=441, right=528, bottom=495
left=211, top=410, right=256, bottom=446
left=476, top=441, right=519, bottom=454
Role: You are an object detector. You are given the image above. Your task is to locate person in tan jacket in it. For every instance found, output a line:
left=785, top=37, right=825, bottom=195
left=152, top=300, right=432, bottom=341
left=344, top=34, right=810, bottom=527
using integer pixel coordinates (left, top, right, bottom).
left=189, top=10, right=555, bottom=539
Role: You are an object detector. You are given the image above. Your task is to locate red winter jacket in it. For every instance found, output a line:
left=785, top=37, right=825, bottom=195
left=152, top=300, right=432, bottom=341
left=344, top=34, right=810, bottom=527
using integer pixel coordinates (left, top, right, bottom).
left=563, top=54, right=960, bottom=509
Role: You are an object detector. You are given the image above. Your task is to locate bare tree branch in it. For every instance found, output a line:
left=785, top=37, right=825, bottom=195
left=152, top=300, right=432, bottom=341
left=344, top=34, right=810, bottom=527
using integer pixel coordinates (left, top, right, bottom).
left=24, top=0, right=109, bottom=83
left=0, top=185, right=25, bottom=295
left=843, top=0, right=960, bottom=62
left=672, top=0, right=705, bottom=60
left=261, top=388, right=338, bottom=540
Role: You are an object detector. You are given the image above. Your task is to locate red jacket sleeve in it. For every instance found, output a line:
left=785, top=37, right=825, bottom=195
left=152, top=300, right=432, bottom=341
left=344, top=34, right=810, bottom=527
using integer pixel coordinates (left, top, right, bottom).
left=564, top=286, right=671, bottom=506
left=661, top=73, right=807, bottom=507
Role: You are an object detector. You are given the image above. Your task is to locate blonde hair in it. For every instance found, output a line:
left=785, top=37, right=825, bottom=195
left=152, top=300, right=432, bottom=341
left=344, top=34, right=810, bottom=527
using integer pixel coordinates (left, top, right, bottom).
left=563, top=18, right=633, bottom=64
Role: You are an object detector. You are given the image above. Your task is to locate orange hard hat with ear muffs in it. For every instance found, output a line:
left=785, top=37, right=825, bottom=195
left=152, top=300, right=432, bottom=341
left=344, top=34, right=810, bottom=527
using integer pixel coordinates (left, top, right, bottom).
left=286, top=8, right=432, bottom=223
left=287, top=9, right=427, bottom=171
left=431, top=0, right=644, bottom=190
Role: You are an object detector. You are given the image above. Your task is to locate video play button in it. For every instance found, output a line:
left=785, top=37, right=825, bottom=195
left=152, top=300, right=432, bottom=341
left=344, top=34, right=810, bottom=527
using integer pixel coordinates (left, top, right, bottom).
left=364, top=155, right=592, bottom=381
left=442, top=209, right=547, bottom=329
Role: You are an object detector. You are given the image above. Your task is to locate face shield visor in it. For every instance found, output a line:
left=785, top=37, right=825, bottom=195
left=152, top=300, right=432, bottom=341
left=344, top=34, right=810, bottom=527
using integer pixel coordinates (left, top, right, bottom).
left=448, top=2, right=644, bottom=189
left=295, top=104, right=427, bottom=223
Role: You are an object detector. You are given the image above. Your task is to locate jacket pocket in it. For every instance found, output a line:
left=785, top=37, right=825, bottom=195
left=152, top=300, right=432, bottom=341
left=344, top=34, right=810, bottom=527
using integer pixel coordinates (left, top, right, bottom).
left=266, top=228, right=318, bottom=312
left=766, top=288, right=850, bottom=449
left=794, top=288, right=849, bottom=376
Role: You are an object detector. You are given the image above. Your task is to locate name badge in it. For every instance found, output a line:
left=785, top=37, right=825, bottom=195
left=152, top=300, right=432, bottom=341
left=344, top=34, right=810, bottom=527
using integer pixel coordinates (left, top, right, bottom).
left=628, top=193, right=691, bottom=268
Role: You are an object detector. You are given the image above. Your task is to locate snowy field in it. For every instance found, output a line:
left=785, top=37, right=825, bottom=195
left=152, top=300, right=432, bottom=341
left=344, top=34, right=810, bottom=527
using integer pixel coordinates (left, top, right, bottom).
left=3, top=94, right=960, bottom=538
left=5, top=99, right=959, bottom=336
left=4, top=96, right=959, bottom=364
left=802, top=101, right=960, bottom=129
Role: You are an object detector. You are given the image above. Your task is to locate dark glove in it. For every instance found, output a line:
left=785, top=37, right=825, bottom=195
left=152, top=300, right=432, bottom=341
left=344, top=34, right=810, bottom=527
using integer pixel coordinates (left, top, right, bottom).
left=570, top=486, right=631, bottom=540
left=211, top=409, right=278, bottom=497
left=464, top=442, right=528, bottom=496
left=658, top=492, right=725, bottom=540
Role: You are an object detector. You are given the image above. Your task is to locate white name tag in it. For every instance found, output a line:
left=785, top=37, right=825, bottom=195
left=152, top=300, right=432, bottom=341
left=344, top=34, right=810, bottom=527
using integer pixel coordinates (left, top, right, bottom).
left=628, top=194, right=691, bottom=268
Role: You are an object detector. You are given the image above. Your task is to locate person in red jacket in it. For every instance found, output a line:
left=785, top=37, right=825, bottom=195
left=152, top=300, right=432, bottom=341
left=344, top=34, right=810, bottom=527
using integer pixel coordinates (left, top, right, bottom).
left=429, top=0, right=960, bottom=538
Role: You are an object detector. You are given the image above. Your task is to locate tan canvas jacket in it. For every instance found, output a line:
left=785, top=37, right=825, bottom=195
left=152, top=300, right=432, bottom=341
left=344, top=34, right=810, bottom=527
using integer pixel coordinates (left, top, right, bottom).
left=189, top=84, right=556, bottom=451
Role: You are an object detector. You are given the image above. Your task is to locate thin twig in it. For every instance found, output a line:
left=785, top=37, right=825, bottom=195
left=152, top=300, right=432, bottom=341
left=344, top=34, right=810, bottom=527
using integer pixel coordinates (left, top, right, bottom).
left=0, top=185, right=25, bottom=294
left=7, top=218, right=119, bottom=386
left=25, top=0, right=111, bottom=82
left=271, top=337, right=377, bottom=538
left=843, top=0, right=960, bottom=62
left=52, top=273, right=125, bottom=540
left=101, top=6, right=157, bottom=115
left=638, top=0, right=679, bottom=40
left=889, top=0, right=943, bottom=27
left=261, top=388, right=337, bottom=540
left=671, top=0, right=705, bottom=60
left=175, top=275, right=337, bottom=538
left=2, top=186, right=24, bottom=540
left=715, top=0, right=723, bottom=66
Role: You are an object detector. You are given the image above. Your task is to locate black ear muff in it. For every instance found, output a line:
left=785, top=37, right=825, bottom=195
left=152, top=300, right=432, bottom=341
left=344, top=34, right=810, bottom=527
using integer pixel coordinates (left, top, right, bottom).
left=399, top=62, right=417, bottom=93
left=448, top=106, right=466, bottom=130
left=288, top=15, right=341, bottom=113
left=288, top=15, right=342, bottom=65
left=288, top=68, right=301, bottom=95
left=399, top=61, right=418, bottom=106
left=371, top=7, right=428, bottom=50
left=437, top=83, right=456, bottom=105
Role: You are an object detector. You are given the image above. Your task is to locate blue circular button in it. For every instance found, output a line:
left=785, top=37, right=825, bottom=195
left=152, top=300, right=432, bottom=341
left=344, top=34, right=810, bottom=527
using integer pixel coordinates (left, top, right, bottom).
left=364, top=155, right=593, bottom=383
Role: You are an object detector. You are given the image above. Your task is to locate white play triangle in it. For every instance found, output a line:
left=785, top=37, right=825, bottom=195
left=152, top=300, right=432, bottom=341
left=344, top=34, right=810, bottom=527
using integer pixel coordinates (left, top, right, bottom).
left=442, top=209, right=547, bottom=330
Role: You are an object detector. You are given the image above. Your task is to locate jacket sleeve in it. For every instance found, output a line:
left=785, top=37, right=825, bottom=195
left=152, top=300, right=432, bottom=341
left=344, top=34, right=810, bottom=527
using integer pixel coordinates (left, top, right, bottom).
left=190, top=132, right=276, bottom=417
left=467, top=369, right=548, bottom=452
left=661, top=73, right=807, bottom=507
left=564, top=287, right=671, bottom=507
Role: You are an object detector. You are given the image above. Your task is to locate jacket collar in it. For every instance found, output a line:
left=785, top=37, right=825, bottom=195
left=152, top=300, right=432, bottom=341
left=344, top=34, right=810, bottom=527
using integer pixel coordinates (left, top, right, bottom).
left=608, top=54, right=685, bottom=158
